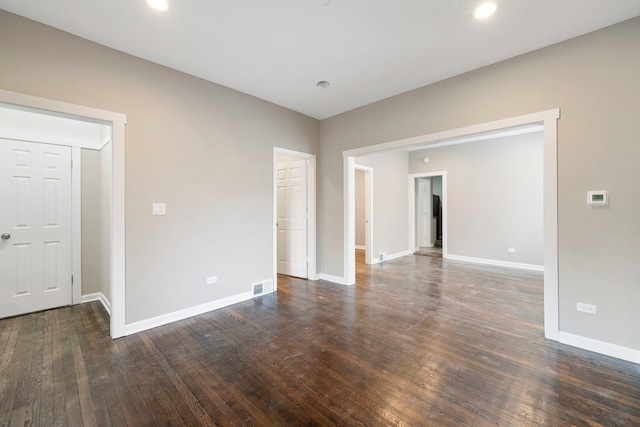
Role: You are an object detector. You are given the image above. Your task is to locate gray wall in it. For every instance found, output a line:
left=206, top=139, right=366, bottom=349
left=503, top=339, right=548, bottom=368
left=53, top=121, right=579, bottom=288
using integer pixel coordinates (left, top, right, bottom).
left=0, top=11, right=319, bottom=324
left=81, top=149, right=102, bottom=295
left=410, top=132, right=544, bottom=266
left=319, top=17, right=640, bottom=350
left=355, top=150, right=410, bottom=259
left=355, top=169, right=365, bottom=247
left=81, top=144, right=112, bottom=300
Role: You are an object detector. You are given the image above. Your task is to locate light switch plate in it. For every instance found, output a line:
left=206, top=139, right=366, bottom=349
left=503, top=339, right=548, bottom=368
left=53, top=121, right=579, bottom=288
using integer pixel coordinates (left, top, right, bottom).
left=152, top=203, right=166, bottom=215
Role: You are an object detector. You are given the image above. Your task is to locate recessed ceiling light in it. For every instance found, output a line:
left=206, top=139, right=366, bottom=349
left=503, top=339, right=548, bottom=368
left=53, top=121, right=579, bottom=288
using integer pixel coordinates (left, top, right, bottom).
left=317, top=81, right=330, bottom=88
left=473, top=2, right=497, bottom=20
left=147, top=0, right=169, bottom=12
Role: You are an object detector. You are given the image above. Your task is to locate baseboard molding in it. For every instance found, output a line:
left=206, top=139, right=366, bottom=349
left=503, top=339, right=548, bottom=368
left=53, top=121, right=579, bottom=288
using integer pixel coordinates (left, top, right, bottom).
left=355, top=245, right=366, bottom=250
left=124, top=291, right=255, bottom=336
left=81, top=292, right=111, bottom=316
left=370, top=249, right=413, bottom=265
left=318, top=273, right=350, bottom=285
left=559, top=332, right=640, bottom=365
left=445, top=254, right=544, bottom=272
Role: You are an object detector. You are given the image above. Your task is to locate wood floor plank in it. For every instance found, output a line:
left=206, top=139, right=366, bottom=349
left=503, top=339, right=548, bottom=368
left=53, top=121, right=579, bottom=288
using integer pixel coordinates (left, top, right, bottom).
left=79, top=303, right=124, bottom=427
left=39, top=310, right=54, bottom=426
left=112, top=337, right=155, bottom=426
left=1, top=251, right=640, bottom=426
left=49, top=307, right=68, bottom=427
left=59, top=308, right=85, bottom=427
left=0, top=316, right=18, bottom=424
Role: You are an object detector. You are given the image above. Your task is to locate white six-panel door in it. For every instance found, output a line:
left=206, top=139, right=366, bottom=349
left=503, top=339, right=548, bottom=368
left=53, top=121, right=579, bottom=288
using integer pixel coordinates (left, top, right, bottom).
left=0, top=138, right=72, bottom=318
left=277, top=160, right=308, bottom=278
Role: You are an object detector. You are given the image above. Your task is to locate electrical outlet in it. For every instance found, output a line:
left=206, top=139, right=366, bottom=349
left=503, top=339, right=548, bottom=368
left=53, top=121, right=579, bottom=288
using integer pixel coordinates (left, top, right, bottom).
left=206, top=276, right=217, bottom=285
left=379, top=252, right=387, bottom=261
left=577, top=302, right=597, bottom=314
left=507, top=248, right=516, bottom=253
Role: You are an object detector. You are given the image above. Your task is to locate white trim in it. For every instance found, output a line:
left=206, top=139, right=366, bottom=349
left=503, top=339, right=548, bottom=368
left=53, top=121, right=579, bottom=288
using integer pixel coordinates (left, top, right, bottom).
left=318, top=273, right=350, bottom=286
left=125, top=291, right=253, bottom=336
left=559, top=332, right=640, bottom=365
left=273, top=148, right=318, bottom=289
left=405, top=124, right=544, bottom=152
left=344, top=156, right=356, bottom=285
left=110, top=116, right=126, bottom=339
left=445, top=254, right=544, bottom=272
left=408, top=171, right=448, bottom=259
left=354, top=165, right=373, bottom=265
left=0, top=104, right=110, bottom=150
left=369, top=249, right=413, bottom=265
left=342, top=109, right=560, bottom=341
left=307, top=156, right=317, bottom=280
left=82, top=292, right=112, bottom=316
left=0, top=89, right=128, bottom=339
left=71, top=147, right=83, bottom=305
left=355, top=245, right=366, bottom=250
left=343, top=110, right=556, bottom=157
left=542, top=115, right=559, bottom=341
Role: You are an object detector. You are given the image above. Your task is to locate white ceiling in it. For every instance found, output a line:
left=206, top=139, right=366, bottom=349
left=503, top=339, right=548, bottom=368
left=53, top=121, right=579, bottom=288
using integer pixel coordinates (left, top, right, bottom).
left=1, top=1, right=639, bottom=119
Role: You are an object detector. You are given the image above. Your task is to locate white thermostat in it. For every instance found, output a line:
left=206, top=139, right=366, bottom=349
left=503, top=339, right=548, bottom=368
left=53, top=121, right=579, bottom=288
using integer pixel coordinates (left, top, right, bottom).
left=587, top=191, right=608, bottom=206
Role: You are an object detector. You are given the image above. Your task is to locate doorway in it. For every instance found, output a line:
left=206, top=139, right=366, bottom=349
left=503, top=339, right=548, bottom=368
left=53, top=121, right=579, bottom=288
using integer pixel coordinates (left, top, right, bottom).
left=410, top=172, right=447, bottom=258
left=273, top=148, right=317, bottom=288
left=343, top=109, right=560, bottom=341
left=0, top=89, right=127, bottom=338
left=354, top=165, right=373, bottom=264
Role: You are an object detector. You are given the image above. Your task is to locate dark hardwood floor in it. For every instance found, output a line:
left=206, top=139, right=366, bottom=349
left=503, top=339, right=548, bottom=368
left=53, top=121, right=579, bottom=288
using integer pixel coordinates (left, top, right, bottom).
left=2, top=251, right=640, bottom=426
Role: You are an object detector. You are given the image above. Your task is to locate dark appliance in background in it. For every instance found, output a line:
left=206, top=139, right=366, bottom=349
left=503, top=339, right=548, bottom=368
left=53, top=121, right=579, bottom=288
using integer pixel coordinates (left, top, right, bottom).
left=432, top=194, right=442, bottom=247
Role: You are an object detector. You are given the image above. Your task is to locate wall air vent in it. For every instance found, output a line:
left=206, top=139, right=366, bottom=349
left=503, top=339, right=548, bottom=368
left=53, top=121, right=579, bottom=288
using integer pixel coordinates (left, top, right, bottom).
left=251, top=279, right=274, bottom=297
left=253, top=283, right=263, bottom=296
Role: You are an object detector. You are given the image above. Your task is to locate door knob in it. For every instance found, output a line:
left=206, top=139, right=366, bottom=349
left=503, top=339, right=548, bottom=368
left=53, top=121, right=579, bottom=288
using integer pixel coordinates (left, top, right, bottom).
left=1, top=233, right=10, bottom=240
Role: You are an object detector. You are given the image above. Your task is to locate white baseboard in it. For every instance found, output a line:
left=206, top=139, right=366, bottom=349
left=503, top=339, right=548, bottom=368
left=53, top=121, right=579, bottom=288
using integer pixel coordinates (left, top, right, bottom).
left=355, top=245, right=366, bottom=250
left=370, top=249, right=413, bottom=265
left=445, top=254, right=544, bottom=272
left=318, top=273, right=350, bottom=286
left=559, top=331, right=640, bottom=365
left=124, top=291, right=255, bottom=336
left=81, top=292, right=112, bottom=316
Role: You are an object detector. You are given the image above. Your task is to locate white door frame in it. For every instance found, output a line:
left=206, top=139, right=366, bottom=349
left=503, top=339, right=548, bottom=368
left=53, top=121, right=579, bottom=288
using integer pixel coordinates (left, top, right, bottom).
left=273, top=147, right=317, bottom=288
left=409, top=172, right=448, bottom=257
left=415, top=177, right=432, bottom=248
left=0, top=89, right=127, bottom=339
left=343, top=109, right=560, bottom=341
left=354, top=165, right=373, bottom=264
